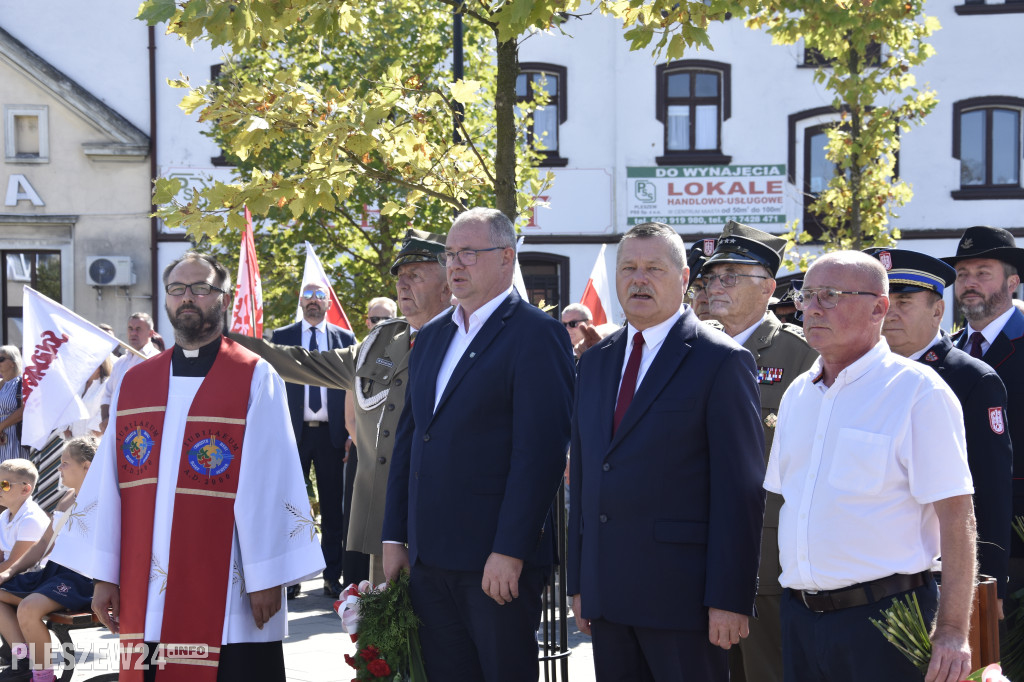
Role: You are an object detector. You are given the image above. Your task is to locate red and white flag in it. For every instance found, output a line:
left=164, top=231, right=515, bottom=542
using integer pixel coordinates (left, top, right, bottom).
left=20, top=287, right=119, bottom=449
left=295, top=241, right=353, bottom=331
left=580, top=243, right=612, bottom=326
left=229, top=207, right=264, bottom=338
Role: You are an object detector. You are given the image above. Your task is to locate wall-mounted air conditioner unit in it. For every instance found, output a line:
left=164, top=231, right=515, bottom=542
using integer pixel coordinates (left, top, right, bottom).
left=86, top=256, right=135, bottom=286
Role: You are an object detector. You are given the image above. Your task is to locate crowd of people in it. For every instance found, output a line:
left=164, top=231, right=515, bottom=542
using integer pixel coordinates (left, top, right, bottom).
left=0, top=210, right=1019, bottom=682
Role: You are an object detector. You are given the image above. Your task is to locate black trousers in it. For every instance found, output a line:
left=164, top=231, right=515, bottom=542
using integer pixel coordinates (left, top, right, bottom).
left=410, top=560, right=546, bottom=682
left=780, top=580, right=938, bottom=682
left=298, top=425, right=345, bottom=581
left=342, top=444, right=369, bottom=586
left=590, top=618, right=728, bottom=682
left=141, top=641, right=284, bottom=682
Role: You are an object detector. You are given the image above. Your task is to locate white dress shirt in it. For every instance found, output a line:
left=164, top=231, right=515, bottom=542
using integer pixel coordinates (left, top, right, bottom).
left=764, top=339, right=973, bottom=591
left=965, top=306, right=1016, bottom=357
left=434, top=286, right=514, bottom=412
left=617, top=311, right=682, bottom=399
left=302, top=321, right=329, bottom=421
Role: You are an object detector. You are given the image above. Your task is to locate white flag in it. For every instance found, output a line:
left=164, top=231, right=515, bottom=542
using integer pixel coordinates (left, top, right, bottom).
left=513, top=236, right=529, bottom=301
left=20, top=287, right=119, bottom=449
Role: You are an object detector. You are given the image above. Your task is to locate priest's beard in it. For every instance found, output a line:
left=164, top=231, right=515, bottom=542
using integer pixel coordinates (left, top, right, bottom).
left=169, top=299, right=224, bottom=345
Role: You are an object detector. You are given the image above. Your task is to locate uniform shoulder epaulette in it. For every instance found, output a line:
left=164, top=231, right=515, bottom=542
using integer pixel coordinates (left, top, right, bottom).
left=780, top=322, right=807, bottom=340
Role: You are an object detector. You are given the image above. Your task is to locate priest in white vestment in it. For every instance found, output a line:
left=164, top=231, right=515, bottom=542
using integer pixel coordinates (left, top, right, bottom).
left=51, top=252, right=324, bottom=682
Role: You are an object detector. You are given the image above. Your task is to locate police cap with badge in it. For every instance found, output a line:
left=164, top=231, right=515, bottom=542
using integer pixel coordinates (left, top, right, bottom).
left=703, top=220, right=788, bottom=276
left=390, top=228, right=447, bottom=275
left=864, top=247, right=955, bottom=295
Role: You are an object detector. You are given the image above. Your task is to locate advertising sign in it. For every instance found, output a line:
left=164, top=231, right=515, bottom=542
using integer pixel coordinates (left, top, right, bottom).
left=626, top=164, right=787, bottom=228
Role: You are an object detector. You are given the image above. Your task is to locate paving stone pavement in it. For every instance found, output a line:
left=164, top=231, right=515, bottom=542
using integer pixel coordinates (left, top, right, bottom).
left=56, top=577, right=595, bottom=681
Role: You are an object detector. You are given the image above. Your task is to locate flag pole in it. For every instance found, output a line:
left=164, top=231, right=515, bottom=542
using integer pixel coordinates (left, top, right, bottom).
left=118, top=342, right=147, bottom=359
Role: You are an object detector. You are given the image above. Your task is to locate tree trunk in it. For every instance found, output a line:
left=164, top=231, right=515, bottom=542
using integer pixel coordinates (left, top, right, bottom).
left=493, top=35, right=518, bottom=221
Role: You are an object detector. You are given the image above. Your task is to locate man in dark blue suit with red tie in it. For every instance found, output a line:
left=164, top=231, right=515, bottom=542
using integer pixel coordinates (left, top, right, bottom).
left=272, top=280, right=355, bottom=599
left=382, top=207, right=574, bottom=682
left=568, top=222, right=766, bottom=682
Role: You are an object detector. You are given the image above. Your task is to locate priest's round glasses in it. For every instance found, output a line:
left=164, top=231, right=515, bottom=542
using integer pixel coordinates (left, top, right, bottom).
left=165, top=282, right=225, bottom=296
left=793, top=287, right=880, bottom=310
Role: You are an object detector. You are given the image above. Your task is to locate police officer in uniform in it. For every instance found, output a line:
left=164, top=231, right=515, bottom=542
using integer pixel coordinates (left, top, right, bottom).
left=230, top=229, right=451, bottom=584
left=867, top=247, right=1012, bottom=612
left=702, top=221, right=818, bottom=682
left=685, top=239, right=715, bottom=321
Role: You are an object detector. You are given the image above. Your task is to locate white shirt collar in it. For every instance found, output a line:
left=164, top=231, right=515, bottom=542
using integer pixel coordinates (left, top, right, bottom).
left=732, top=317, right=765, bottom=347
left=625, top=310, right=682, bottom=351
left=304, top=320, right=327, bottom=334
left=966, top=306, right=1016, bottom=346
left=451, top=286, right=514, bottom=334
left=908, top=332, right=944, bottom=361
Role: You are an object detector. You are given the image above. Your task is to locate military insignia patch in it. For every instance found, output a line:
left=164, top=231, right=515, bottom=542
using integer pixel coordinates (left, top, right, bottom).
left=764, top=413, right=778, bottom=428
left=703, top=238, right=716, bottom=256
left=989, top=407, right=1006, bottom=435
left=878, top=251, right=892, bottom=270
left=122, top=427, right=155, bottom=467
left=757, top=367, right=784, bottom=384
left=961, top=238, right=973, bottom=249
left=187, top=436, right=234, bottom=477
left=924, top=351, right=938, bottom=362
left=375, top=357, right=394, bottom=367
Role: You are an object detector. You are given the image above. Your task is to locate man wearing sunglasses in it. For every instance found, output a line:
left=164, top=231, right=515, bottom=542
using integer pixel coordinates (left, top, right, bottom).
left=766, top=251, right=976, bottom=682
left=560, top=303, right=593, bottom=358
left=701, top=221, right=817, bottom=682
left=270, top=279, right=356, bottom=599
left=51, top=251, right=325, bottom=682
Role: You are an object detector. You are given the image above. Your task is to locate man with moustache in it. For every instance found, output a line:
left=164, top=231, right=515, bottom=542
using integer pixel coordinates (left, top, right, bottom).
left=702, top=221, right=817, bottom=682
left=382, top=209, right=574, bottom=682
left=944, top=225, right=1024, bottom=621
left=569, top=222, right=765, bottom=682
left=51, top=252, right=324, bottom=682
left=865, top=247, right=1011, bottom=612
left=768, top=251, right=976, bottom=682
left=231, top=229, right=452, bottom=587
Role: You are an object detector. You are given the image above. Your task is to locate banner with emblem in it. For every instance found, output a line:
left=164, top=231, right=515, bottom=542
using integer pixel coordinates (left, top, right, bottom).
left=20, top=287, right=120, bottom=449
left=229, top=207, right=264, bottom=338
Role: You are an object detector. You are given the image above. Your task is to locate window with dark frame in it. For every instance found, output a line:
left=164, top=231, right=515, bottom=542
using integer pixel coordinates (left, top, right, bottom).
left=655, top=60, right=731, bottom=166
left=955, top=1, right=1024, bottom=15
left=802, top=124, right=837, bottom=241
left=209, top=64, right=234, bottom=167
left=952, top=97, right=1024, bottom=200
left=518, top=253, right=569, bottom=319
left=516, top=63, right=568, bottom=168
left=2, top=251, right=61, bottom=346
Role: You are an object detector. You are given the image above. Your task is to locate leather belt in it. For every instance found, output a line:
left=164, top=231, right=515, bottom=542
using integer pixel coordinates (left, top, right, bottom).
left=305, top=420, right=322, bottom=428
left=794, top=570, right=932, bottom=613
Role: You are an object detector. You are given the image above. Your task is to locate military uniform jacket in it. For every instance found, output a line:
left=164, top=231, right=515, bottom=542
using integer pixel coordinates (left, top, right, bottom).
left=230, top=317, right=414, bottom=555
left=742, top=312, right=818, bottom=596
left=953, top=308, right=1024, bottom=558
left=919, top=334, right=1012, bottom=596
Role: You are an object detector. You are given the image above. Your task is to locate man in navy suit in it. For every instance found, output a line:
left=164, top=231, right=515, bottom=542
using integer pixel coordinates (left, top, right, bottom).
left=867, top=247, right=1012, bottom=610
left=943, top=225, right=1024, bottom=635
left=272, top=280, right=355, bottom=599
left=382, top=207, right=574, bottom=682
left=568, top=222, right=766, bottom=682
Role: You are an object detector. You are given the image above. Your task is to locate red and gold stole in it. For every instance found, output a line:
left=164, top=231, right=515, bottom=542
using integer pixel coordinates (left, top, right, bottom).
left=114, top=337, right=257, bottom=682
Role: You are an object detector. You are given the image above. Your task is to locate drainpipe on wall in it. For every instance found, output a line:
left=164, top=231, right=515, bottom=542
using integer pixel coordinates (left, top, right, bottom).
left=148, top=25, right=159, bottom=324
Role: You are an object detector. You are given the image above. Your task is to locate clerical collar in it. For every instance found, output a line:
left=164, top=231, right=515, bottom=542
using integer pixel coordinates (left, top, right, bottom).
left=171, top=336, right=222, bottom=377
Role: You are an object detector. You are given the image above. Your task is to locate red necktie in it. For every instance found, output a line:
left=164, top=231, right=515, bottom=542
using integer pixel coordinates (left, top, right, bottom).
left=967, top=331, right=985, bottom=359
left=613, top=331, right=645, bottom=434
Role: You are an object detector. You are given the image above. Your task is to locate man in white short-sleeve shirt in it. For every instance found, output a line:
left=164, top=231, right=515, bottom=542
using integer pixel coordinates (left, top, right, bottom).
left=765, top=251, right=976, bottom=682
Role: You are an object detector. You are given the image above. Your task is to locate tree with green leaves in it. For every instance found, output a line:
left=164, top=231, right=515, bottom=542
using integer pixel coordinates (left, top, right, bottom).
left=138, top=0, right=731, bottom=325
left=727, top=0, right=939, bottom=267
